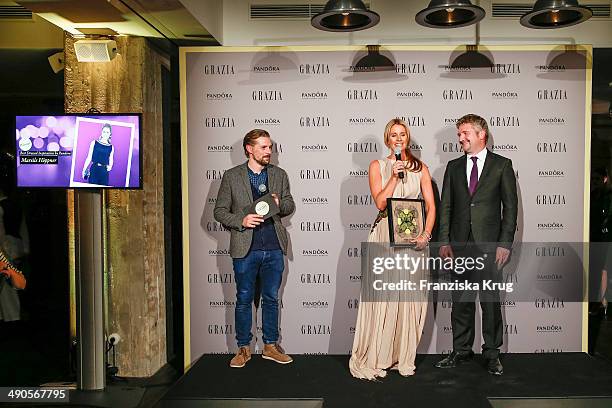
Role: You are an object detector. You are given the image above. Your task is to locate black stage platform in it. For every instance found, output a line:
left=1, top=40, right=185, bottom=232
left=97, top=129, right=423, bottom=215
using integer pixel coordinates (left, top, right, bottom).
left=156, top=353, right=612, bottom=408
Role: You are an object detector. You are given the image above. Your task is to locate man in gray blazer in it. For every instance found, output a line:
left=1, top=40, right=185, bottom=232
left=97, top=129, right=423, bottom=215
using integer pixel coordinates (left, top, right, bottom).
left=214, top=129, right=295, bottom=368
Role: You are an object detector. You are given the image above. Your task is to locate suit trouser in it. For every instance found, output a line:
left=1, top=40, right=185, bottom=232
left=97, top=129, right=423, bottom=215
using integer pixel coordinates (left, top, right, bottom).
left=450, top=240, right=503, bottom=360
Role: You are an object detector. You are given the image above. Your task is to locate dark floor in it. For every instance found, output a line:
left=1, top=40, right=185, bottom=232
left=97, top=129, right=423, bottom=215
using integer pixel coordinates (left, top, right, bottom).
left=158, top=352, right=612, bottom=408
left=0, top=363, right=181, bottom=408
left=1, top=315, right=611, bottom=408
left=0, top=319, right=181, bottom=408
left=66, top=364, right=181, bottom=408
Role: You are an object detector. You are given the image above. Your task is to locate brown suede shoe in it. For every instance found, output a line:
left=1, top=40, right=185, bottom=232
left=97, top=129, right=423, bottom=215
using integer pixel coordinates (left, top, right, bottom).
left=229, top=346, right=251, bottom=368
left=262, top=343, right=293, bottom=364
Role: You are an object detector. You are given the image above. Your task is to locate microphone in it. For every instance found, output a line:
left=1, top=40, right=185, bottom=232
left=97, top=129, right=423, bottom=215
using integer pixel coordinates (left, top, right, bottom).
left=394, top=147, right=404, bottom=179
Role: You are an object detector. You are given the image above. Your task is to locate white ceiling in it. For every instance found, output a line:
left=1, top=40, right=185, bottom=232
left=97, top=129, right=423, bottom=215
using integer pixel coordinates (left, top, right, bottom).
left=12, top=0, right=215, bottom=42
left=4, top=0, right=612, bottom=47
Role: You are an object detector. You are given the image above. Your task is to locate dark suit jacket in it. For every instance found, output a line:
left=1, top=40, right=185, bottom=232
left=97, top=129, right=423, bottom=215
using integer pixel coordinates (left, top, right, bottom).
left=438, top=150, right=518, bottom=251
left=214, top=162, right=295, bottom=258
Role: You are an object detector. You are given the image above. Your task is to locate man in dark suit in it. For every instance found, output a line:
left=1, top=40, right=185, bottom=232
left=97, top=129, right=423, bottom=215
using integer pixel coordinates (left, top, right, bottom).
left=214, top=129, right=295, bottom=368
left=435, top=114, right=518, bottom=375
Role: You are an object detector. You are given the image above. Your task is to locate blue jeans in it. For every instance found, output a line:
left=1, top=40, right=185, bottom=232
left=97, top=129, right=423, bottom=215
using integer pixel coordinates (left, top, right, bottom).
left=232, top=249, right=284, bottom=347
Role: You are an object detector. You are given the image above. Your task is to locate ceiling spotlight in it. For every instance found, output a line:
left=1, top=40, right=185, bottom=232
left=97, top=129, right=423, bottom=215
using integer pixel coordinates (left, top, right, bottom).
left=415, top=0, right=485, bottom=28
left=311, top=0, right=380, bottom=32
left=520, top=0, right=592, bottom=29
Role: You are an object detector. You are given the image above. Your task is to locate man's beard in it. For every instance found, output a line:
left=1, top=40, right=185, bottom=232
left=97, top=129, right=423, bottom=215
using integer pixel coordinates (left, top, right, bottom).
left=254, top=156, right=270, bottom=166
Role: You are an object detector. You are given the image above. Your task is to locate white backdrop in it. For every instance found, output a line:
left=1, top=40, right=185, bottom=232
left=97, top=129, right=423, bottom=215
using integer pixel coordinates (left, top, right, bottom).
left=180, top=45, right=591, bottom=365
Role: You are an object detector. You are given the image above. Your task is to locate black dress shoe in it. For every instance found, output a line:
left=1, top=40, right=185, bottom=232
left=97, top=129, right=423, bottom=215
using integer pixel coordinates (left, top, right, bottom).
left=487, top=357, right=503, bottom=375
left=435, top=351, right=473, bottom=368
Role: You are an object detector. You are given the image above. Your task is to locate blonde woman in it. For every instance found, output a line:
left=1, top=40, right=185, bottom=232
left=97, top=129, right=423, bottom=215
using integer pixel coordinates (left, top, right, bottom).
left=349, top=118, right=436, bottom=379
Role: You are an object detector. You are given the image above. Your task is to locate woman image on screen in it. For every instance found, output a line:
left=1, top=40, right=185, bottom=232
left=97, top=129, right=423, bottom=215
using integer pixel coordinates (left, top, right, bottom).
left=82, top=123, right=115, bottom=186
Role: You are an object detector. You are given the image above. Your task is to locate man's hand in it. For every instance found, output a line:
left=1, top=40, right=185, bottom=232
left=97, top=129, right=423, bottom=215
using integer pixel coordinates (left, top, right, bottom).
left=271, top=193, right=280, bottom=207
left=0, top=269, right=11, bottom=280
left=439, top=245, right=454, bottom=259
left=495, top=247, right=510, bottom=269
left=242, top=213, right=264, bottom=229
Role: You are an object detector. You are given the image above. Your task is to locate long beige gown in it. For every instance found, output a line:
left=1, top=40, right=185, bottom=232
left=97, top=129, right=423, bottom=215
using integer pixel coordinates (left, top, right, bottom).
left=349, top=158, right=428, bottom=379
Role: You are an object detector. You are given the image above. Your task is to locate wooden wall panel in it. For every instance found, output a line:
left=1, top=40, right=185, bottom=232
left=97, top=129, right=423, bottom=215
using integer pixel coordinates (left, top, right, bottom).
left=65, top=34, right=166, bottom=377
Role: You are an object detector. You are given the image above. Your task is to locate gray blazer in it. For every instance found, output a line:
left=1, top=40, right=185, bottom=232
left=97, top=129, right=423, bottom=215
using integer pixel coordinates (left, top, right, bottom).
left=214, top=162, right=295, bottom=258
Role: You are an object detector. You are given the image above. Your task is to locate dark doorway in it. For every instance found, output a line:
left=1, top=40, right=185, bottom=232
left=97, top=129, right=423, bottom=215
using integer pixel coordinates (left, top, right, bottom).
left=0, top=49, right=71, bottom=385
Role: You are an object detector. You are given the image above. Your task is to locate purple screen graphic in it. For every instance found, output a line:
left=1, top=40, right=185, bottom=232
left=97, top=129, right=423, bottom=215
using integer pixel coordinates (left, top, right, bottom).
left=16, top=115, right=141, bottom=188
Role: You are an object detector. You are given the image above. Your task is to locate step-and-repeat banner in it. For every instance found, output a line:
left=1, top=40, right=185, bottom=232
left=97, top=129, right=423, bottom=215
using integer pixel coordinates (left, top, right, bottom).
left=180, top=45, right=591, bottom=366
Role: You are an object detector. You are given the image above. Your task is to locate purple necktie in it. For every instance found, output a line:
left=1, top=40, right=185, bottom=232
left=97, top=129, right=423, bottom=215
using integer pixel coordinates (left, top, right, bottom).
left=469, top=156, right=479, bottom=196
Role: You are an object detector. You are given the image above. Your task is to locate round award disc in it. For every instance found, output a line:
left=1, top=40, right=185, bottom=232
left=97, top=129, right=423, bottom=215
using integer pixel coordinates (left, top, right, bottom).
left=255, top=201, right=270, bottom=216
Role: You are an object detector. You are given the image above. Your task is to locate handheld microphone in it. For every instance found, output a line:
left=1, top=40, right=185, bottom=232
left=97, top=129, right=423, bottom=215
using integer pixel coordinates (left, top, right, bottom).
left=394, top=147, right=404, bottom=179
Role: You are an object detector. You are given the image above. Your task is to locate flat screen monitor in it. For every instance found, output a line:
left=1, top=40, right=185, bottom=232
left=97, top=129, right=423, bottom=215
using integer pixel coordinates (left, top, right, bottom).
left=15, top=114, right=141, bottom=189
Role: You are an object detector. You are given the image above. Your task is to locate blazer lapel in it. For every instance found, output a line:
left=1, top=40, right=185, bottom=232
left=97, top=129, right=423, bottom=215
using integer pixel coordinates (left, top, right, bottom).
left=240, top=163, right=254, bottom=204
left=268, top=164, right=277, bottom=194
left=459, top=156, right=470, bottom=195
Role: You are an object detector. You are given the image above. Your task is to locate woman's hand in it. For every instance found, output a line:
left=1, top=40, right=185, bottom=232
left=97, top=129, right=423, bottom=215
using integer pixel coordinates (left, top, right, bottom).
left=410, top=234, right=428, bottom=251
left=391, top=160, right=405, bottom=179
